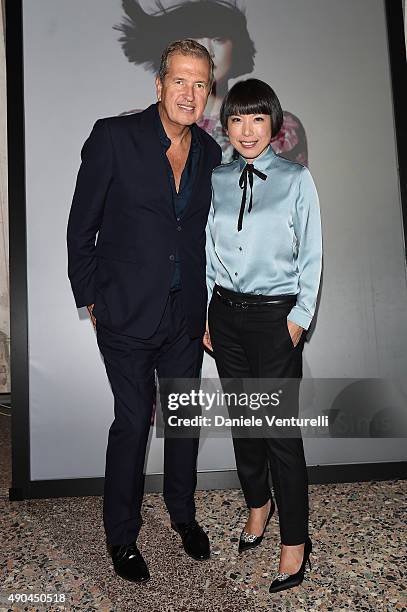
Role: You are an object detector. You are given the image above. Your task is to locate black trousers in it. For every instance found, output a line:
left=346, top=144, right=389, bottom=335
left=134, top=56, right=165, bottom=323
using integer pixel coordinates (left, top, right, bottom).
left=208, top=286, right=309, bottom=545
left=96, top=290, right=203, bottom=545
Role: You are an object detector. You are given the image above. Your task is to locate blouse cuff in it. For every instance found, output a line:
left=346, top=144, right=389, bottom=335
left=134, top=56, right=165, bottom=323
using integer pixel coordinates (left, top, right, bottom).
left=287, top=305, right=313, bottom=330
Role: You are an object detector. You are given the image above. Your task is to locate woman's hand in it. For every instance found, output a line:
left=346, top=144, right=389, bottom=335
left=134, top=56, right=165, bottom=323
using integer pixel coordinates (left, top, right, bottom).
left=287, top=320, right=304, bottom=347
left=203, top=320, right=213, bottom=352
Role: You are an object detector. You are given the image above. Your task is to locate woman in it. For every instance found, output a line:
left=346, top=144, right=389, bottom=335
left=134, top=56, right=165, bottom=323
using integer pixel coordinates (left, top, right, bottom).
left=204, top=79, right=322, bottom=593
left=115, top=0, right=308, bottom=164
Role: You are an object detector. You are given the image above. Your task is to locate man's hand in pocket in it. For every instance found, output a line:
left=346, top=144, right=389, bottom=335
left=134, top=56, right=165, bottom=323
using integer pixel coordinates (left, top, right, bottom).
left=87, top=304, right=96, bottom=330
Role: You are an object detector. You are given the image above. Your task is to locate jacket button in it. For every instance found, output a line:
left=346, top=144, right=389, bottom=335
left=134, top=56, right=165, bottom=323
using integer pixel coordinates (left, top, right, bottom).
left=169, top=254, right=175, bottom=261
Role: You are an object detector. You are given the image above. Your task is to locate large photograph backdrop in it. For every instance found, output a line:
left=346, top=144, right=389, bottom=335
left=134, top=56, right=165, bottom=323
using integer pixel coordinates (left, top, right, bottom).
left=21, top=0, right=407, bottom=484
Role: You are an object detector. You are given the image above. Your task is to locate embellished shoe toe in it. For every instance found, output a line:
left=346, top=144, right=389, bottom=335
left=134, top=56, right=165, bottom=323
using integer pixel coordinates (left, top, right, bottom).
left=269, top=537, right=312, bottom=593
left=238, top=500, right=275, bottom=553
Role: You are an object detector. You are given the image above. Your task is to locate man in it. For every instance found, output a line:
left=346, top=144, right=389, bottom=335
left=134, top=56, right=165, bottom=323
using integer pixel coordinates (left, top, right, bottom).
left=67, top=39, right=221, bottom=583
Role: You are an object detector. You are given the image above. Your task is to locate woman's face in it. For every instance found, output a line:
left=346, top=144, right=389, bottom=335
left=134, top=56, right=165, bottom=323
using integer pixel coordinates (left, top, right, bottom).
left=194, top=37, right=233, bottom=83
left=227, top=114, right=272, bottom=161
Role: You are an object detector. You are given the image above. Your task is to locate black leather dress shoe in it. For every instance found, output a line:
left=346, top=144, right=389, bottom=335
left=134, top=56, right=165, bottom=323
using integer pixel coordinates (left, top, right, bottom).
left=238, top=500, right=275, bottom=553
left=171, top=520, right=210, bottom=560
left=110, top=542, right=150, bottom=583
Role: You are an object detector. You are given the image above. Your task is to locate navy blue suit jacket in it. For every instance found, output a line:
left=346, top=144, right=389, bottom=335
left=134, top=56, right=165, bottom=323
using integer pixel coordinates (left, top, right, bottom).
left=67, top=104, right=222, bottom=338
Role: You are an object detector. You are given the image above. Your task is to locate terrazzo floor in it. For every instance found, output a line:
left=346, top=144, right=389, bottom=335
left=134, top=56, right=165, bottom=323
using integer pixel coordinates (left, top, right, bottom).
left=1, top=479, right=406, bottom=611
left=1, top=403, right=406, bottom=611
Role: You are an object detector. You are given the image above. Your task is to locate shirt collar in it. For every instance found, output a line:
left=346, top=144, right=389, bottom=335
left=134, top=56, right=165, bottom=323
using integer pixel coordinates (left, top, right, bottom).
left=154, top=102, right=201, bottom=151
left=238, top=144, right=277, bottom=172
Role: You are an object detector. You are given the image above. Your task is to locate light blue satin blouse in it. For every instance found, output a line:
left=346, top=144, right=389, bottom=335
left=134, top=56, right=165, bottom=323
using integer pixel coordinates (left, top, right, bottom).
left=206, top=145, right=322, bottom=330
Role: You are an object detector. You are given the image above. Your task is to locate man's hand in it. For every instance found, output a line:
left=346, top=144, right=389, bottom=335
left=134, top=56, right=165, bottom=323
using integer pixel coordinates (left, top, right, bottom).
left=203, top=320, right=213, bottom=352
left=287, top=320, right=304, bottom=347
left=87, top=304, right=96, bottom=330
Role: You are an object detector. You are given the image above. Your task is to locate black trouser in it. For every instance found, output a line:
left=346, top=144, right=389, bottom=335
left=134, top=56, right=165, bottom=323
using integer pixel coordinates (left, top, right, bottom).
left=208, top=286, right=309, bottom=545
left=96, top=290, right=203, bottom=546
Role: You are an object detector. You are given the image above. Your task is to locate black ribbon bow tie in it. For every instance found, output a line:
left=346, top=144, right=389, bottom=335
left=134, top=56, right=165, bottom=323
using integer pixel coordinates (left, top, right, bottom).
left=238, top=163, right=267, bottom=231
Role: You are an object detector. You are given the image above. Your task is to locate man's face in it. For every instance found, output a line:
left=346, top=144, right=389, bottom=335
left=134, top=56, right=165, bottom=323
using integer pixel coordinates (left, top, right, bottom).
left=155, top=53, right=211, bottom=127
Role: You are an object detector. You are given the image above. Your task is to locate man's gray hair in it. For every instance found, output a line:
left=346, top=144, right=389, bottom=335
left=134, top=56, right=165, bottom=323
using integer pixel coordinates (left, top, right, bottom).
left=158, top=39, right=214, bottom=88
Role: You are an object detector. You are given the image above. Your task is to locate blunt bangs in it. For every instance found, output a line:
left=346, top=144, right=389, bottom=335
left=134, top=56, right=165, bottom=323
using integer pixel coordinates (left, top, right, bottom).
left=220, top=79, right=283, bottom=137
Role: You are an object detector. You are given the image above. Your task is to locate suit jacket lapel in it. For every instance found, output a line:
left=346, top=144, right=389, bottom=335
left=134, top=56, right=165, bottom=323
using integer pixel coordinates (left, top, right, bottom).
left=188, top=142, right=205, bottom=212
left=130, top=104, right=173, bottom=213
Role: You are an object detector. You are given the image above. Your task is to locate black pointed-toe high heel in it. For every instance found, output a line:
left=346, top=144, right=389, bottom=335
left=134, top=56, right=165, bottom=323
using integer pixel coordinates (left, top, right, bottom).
left=269, top=536, right=312, bottom=593
left=238, top=500, right=275, bottom=553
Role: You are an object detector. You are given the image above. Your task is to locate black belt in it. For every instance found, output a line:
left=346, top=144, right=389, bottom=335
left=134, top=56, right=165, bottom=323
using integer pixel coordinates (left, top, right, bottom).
left=215, top=289, right=296, bottom=309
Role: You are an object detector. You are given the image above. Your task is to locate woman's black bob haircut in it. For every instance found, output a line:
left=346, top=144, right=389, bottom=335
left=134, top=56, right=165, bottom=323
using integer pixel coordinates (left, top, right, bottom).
left=220, top=79, right=283, bottom=137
